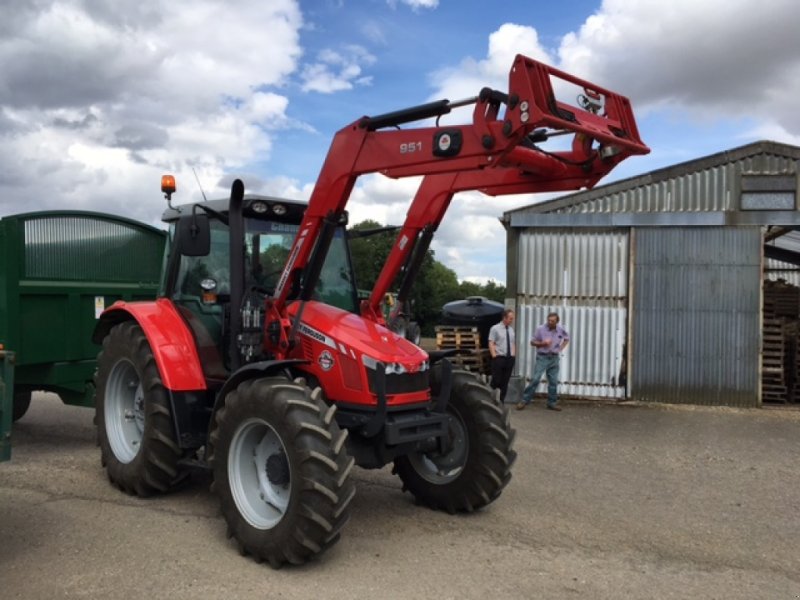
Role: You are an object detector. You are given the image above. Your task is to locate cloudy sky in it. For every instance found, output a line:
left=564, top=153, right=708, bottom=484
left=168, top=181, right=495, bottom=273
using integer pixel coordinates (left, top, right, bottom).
left=1, top=0, right=798, bottom=284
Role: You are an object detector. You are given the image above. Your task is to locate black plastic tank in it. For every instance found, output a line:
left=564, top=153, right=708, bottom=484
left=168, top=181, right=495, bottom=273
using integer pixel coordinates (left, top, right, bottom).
left=440, top=296, right=505, bottom=348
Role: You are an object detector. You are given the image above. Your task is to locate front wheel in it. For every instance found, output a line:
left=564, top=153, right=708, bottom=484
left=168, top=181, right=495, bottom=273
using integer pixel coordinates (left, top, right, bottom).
left=95, top=321, right=183, bottom=496
left=393, top=367, right=516, bottom=513
left=208, top=376, right=355, bottom=568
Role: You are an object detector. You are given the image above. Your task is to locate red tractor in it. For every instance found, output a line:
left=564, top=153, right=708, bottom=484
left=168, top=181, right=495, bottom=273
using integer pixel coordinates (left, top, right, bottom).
left=93, top=55, right=648, bottom=567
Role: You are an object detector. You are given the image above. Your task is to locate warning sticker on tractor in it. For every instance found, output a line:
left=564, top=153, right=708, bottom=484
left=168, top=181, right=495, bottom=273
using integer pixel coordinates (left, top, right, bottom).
left=94, top=296, right=105, bottom=319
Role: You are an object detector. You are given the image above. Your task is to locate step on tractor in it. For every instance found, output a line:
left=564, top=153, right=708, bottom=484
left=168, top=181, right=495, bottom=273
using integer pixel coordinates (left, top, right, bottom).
left=93, top=55, right=649, bottom=567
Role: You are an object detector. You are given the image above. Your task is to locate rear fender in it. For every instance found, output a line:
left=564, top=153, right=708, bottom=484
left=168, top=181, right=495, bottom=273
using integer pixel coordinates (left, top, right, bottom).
left=92, top=298, right=206, bottom=391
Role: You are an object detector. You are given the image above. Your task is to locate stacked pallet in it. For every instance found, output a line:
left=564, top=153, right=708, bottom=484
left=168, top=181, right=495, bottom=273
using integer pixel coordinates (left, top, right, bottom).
left=762, top=280, right=800, bottom=403
left=434, top=325, right=491, bottom=374
left=762, top=318, right=788, bottom=403
left=785, top=321, right=800, bottom=402
left=764, top=279, right=800, bottom=319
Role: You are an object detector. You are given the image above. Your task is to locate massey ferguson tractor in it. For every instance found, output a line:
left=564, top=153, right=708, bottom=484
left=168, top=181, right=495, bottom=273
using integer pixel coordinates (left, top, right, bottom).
left=92, top=55, right=648, bottom=567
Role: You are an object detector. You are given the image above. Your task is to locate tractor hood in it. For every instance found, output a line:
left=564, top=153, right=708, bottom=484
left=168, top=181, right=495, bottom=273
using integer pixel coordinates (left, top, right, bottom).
left=287, top=301, right=428, bottom=372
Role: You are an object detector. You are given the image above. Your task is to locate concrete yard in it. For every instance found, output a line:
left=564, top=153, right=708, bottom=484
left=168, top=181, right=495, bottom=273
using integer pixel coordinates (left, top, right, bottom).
left=1, top=393, right=799, bottom=599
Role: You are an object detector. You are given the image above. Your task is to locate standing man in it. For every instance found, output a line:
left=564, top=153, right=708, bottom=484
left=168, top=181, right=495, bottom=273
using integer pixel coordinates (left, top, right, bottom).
left=488, top=309, right=516, bottom=404
left=517, top=312, right=570, bottom=411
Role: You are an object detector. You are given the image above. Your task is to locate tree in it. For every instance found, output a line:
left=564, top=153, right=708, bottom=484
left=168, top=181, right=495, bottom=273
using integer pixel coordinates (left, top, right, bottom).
left=413, top=255, right=460, bottom=335
left=458, top=279, right=505, bottom=303
left=348, top=220, right=396, bottom=292
left=347, top=220, right=506, bottom=335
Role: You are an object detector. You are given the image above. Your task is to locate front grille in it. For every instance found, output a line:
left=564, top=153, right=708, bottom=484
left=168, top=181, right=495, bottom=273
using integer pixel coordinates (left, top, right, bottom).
left=367, top=369, right=429, bottom=395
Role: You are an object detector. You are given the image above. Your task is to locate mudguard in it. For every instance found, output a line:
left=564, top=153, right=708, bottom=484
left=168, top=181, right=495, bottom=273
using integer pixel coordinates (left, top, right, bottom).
left=92, top=298, right=207, bottom=391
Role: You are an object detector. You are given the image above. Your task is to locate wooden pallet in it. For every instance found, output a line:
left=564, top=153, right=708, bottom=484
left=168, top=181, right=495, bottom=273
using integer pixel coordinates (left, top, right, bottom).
left=764, top=280, right=800, bottom=319
left=762, top=317, right=790, bottom=403
left=435, top=325, right=480, bottom=350
left=450, top=349, right=491, bottom=374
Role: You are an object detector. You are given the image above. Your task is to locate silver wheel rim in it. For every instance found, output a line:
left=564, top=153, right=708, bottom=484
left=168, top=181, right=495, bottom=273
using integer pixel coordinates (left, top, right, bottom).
left=228, top=418, right=291, bottom=530
left=409, top=409, right=468, bottom=484
left=105, top=358, right=145, bottom=464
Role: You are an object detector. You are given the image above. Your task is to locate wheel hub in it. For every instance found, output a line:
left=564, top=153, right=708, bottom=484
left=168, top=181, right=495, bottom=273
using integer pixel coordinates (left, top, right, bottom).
left=410, top=409, right=468, bottom=483
left=229, top=418, right=292, bottom=530
left=266, top=452, right=290, bottom=486
left=105, top=358, right=144, bottom=464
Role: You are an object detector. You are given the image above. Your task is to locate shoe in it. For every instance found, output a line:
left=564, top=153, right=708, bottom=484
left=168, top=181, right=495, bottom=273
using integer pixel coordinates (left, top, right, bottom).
left=515, top=402, right=526, bottom=411
left=546, top=405, right=562, bottom=411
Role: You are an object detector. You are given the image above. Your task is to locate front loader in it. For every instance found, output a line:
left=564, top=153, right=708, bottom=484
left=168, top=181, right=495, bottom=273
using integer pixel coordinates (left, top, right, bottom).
left=92, top=55, right=648, bottom=567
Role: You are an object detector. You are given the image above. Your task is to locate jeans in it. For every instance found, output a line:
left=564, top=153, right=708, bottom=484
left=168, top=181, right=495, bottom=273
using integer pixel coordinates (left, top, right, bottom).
left=521, top=354, right=560, bottom=407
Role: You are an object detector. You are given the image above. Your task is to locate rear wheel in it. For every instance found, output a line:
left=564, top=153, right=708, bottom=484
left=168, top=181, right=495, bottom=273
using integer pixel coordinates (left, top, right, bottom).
left=208, top=376, right=355, bottom=568
left=95, top=321, right=183, bottom=496
left=393, top=366, right=516, bottom=513
left=12, top=389, right=32, bottom=422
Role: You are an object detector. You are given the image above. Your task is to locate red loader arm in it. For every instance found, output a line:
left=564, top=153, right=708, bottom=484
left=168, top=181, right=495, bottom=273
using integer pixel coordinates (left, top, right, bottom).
left=266, top=54, right=649, bottom=355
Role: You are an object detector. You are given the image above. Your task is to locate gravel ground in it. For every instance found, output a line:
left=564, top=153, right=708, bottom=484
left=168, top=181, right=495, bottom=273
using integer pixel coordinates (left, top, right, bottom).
left=1, top=393, right=799, bottom=599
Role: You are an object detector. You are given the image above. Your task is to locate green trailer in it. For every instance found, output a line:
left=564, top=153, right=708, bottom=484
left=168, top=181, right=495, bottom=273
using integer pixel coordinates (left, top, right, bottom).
left=0, top=210, right=165, bottom=451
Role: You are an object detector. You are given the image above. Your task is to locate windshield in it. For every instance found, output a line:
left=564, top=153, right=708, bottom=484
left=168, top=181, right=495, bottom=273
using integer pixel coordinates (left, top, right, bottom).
left=173, top=218, right=358, bottom=313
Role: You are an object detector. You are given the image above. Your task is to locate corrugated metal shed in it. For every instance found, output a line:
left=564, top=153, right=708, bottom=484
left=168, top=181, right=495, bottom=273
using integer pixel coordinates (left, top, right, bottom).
left=504, top=140, right=800, bottom=407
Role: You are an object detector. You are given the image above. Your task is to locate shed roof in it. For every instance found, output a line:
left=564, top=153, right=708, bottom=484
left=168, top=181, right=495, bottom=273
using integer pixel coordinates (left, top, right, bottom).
left=504, top=140, right=800, bottom=226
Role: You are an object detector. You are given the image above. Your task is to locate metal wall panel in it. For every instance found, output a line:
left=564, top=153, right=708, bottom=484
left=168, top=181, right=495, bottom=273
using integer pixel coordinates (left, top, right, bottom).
left=516, top=229, right=628, bottom=399
left=529, top=152, right=797, bottom=216
left=24, top=215, right=164, bottom=282
left=631, top=227, right=761, bottom=407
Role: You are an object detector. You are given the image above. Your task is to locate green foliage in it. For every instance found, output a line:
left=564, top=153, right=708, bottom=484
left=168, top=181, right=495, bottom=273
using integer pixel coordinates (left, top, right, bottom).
left=348, top=220, right=395, bottom=290
left=347, top=220, right=506, bottom=335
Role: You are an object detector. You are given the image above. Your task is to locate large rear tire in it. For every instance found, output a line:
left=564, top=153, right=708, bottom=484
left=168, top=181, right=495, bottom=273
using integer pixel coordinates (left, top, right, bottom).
left=208, top=376, right=355, bottom=568
left=393, top=366, right=516, bottom=513
left=95, top=321, right=183, bottom=496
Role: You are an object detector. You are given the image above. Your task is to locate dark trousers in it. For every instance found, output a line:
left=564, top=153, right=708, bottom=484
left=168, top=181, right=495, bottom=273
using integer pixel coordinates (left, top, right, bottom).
left=490, top=355, right=515, bottom=403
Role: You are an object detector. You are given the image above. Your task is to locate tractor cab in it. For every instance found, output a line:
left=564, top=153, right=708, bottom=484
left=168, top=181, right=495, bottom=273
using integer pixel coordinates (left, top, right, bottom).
left=159, top=185, right=359, bottom=379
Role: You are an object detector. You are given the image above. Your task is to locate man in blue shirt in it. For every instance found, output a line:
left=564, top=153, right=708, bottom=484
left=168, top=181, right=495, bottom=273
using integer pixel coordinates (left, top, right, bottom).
left=517, top=312, right=570, bottom=412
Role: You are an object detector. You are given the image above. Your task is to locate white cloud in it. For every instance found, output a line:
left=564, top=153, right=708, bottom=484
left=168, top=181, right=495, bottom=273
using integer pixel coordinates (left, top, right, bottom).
left=0, top=0, right=303, bottom=220
left=389, top=0, right=439, bottom=10
left=300, top=45, right=376, bottom=93
left=347, top=175, right=423, bottom=226
left=558, top=0, right=800, bottom=135
left=428, top=23, right=553, bottom=110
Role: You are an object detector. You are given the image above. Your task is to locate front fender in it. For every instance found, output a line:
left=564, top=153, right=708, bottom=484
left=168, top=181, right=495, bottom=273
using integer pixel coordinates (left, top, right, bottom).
left=212, top=359, right=308, bottom=414
left=93, top=298, right=206, bottom=392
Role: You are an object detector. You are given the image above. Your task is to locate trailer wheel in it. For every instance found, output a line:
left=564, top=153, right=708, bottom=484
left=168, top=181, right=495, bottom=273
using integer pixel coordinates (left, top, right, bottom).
left=12, top=389, right=32, bottom=422
left=95, top=321, right=183, bottom=496
left=393, top=367, right=516, bottom=513
left=208, top=376, right=355, bottom=568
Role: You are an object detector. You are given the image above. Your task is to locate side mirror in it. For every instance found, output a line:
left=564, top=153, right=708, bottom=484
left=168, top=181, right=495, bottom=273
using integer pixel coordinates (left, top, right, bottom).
left=175, top=213, right=210, bottom=257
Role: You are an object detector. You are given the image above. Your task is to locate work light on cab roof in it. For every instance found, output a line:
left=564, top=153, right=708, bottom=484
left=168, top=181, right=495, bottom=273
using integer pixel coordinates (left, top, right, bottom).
left=161, top=174, right=176, bottom=205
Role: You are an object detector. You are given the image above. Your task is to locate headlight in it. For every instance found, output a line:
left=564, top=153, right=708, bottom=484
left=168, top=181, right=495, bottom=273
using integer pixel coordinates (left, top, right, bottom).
left=361, top=355, right=428, bottom=374
left=385, top=362, right=407, bottom=375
